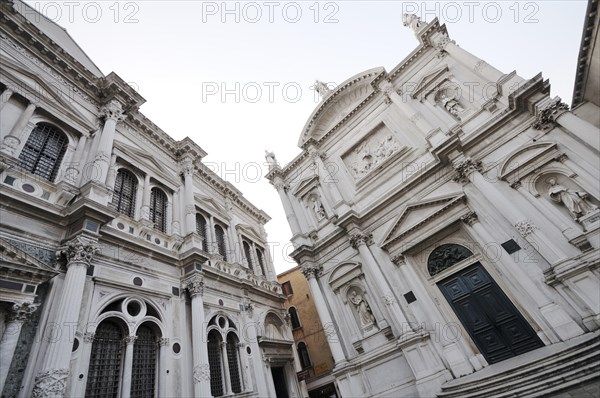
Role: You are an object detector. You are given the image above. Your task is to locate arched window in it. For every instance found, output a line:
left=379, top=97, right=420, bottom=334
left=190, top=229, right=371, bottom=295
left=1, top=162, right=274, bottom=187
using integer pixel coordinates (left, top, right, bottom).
left=255, top=248, right=266, bottom=276
left=150, top=187, right=167, bottom=232
left=85, top=320, right=124, bottom=397
left=215, top=225, right=227, bottom=261
left=226, top=333, right=242, bottom=394
left=297, top=342, right=312, bottom=369
left=131, top=323, right=158, bottom=397
left=427, top=244, right=474, bottom=276
left=243, top=241, right=254, bottom=270
left=196, top=214, right=208, bottom=251
left=111, top=169, right=137, bottom=218
left=18, top=123, right=68, bottom=182
left=289, top=307, right=301, bottom=329
left=207, top=330, right=224, bottom=397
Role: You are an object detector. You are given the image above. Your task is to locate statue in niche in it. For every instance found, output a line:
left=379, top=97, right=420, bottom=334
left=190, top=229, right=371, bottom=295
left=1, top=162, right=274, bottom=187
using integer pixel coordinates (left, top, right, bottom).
left=310, top=196, right=327, bottom=220
left=348, top=290, right=376, bottom=330
left=547, top=178, right=597, bottom=219
left=439, top=93, right=465, bottom=118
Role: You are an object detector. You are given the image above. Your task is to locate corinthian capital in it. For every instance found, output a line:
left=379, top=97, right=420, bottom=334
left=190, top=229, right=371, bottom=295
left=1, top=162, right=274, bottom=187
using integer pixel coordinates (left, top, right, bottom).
left=59, top=236, right=99, bottom=268
left=301, top=264, right=323, bottom=279
left=349, top=232, right=373, bottom=249
left=452, top=157, right=482, bottom=184
left=8, top=301, right=39, bottom=322
left=100, top=100, right=126, bottom=123
left=432, top=34, right=456, bottom=52
left=532, top=97, right=569, bottom=130
left=186, top=275, right=204, bottom=297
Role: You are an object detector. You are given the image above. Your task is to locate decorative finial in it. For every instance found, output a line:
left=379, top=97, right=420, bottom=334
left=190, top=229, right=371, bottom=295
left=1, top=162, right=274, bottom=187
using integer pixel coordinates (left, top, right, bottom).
left=314, top=80, right=331, bottom=99
left=402, top=13, right=424, bottom=32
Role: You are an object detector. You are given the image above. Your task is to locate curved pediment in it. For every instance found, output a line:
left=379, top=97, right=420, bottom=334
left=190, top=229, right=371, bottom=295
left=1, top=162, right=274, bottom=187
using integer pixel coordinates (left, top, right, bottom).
left=298, top=67, right=386, bottom=147
left=499, top=142, right=558, bottom=181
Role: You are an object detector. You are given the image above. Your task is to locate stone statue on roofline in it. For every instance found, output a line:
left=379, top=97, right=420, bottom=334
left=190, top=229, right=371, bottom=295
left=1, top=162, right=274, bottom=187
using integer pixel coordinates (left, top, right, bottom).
left=403, top=13, right=424, bottom=32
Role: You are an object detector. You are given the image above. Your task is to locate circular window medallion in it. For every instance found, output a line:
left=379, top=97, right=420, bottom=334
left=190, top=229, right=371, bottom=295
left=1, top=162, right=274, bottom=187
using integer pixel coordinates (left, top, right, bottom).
left=22, top=184, right=35, bottom=193
left=127, top=300, right=141, bottom=317
left=117, top=222, right=125, bottom=230
left=218, top=299, right=224, bottom=306
left=72, top=338, right=80, bottom=352
left=155, top=238, right=161, bottom=244
left=218, top=316, right=226, bottom=329
left=133, top=277, right=143, bottom=286
left=246, top=346, right=251, bottom=355
left=173, top=343, right=181, bottom=354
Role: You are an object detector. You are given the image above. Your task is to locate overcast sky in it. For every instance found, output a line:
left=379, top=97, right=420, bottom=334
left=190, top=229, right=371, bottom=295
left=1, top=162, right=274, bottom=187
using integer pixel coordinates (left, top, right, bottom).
left=26, top=1, right=588, bottom=273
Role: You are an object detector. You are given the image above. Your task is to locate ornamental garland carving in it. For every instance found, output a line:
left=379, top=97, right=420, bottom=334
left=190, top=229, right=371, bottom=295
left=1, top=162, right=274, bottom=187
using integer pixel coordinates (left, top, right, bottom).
left=532, top=98, right=569, bottom=130
left=349, top=232, right=373, bottom=249
left=31, top=368, right=69, bottom=398
left=514, top=219, right=538, bottom=237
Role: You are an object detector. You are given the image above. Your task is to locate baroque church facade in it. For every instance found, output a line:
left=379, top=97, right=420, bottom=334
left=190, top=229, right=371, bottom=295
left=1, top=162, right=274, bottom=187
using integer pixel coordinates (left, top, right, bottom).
left=267, top=12, right=600, bottom=398
left=0, top=1, right=302, bottom=397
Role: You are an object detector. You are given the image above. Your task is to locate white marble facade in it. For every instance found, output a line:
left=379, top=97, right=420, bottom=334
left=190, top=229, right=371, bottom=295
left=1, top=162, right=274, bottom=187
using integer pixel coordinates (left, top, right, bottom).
left=0, top=1, right=300, bottom=397
left=267, top=14, right=600, bottom=398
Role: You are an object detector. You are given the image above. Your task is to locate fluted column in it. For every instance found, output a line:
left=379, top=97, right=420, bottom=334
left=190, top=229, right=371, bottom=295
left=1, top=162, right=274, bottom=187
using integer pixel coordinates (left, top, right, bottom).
left=142, top=174, right=151, bottom=221
left=301, top=265, right=346, bottom=364
left=32, top=236, right=99, bottom=398
left=180, top=158, right=196, bottom=235
left=272, top=177, right=302, bottom=236
left=453, top=157, right=567, bottom=265
left=95, top=100, right=125, bottom=185
left=0, top=302, right=38, bottom=391
left=349, top=232, right=413, bottom=335
left=532, top=98, right=600, bottom=152
left=460, top=211, right=584, bottom=341
left=432, top=33, right=503, bottom=83
left=186, top=275, right=211, bottom=398
left=172, top=189, right=182, bottom=236
left=120, top=335, right=137, bottom=398
left=157, top=337, right=169, bottom=397
left=1, top=102, right=36, bottom=156
left=67, top=135, right=89, bottom=185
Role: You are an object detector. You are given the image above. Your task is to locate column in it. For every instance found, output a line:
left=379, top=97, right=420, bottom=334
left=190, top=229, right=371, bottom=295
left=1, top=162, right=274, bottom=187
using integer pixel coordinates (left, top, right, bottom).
left=1, top=102, right=36, bottom=156
left=237, top=343, right=251, bottom=392
left=142, top=174, right=151, bottom=221
left=533, top=98, right=600, bottom=152
left=208, top=216, right=217, bottom=254
left=432, top=34, right=503, bottom=83
left=308, top=148, right=346, bottom=209
left=172, top=189, right=182, bottom=236
left=95, top=100, right=125, bottom=184
left=220, top=341, right=232, bottom=395
left=32, top=236, right=99, bottom=398
left=0, top=88, right=14, bottom=111
left=453, top=157, right=567, bottom=265
left=186, top=274, right=211, bottom=398
left=121, top=335, right=137, bottom=398
left=180, top=158, right=196, bottom=235
left=67, top=135, right=89, bottom=185
left=157, top=337, right=169, bottom=397
left=301, top=265, right=346, bottom=364
left=0, top=302, right=38, bottom=392
left=349, top=232, right=413, bottom=335
left=461, top=211, right=584, bottom=341
left=272, top=177, right=302, bottom=236
left=250, top=242, right=262, bottom=276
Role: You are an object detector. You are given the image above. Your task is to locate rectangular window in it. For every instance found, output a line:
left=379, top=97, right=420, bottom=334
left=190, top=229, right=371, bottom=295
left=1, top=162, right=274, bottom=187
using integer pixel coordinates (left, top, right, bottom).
left=282, top=281, right=293, bottom=296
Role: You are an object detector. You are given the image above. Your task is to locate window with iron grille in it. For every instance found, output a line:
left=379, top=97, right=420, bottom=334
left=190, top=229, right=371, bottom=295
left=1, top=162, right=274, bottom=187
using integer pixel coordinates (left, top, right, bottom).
left=111, top=169, right=137, bottom=217
left=131, top=324, right=158, bottom=398
left=298, top=342, right=312, bottom=369
left=243, top=241, right=253, bottom=270
left=226, top=333, right=242, bottom=393
left=255, top=248, right=266, bottom=276
left=85, top=320, right=123, bottom=398
left=215, top=225, right=227, bottom=261
left=289, top=307, right=301, bottom=329
left=18, top=123, right=68, bottom=182
left=208, top=330, right=224, bottom=397
left=150, top=187, right=167, bottom=233
left=196, top=214, right=208, bottom=251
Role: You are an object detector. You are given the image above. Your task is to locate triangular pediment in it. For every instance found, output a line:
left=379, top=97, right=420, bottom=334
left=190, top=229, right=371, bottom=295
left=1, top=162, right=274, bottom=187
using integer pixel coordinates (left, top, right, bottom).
left=291, top=175, right=319, bottom=197
left=411, top=65, right=450, bottom=99
left=0, top=56, right=96, bottom=132
left=298, top=67, right=386, bottom=147
left=195, top=194, right=230, bottom=222
left=113, top=141, right=176, bottom=183
left=236, top=224, right=263, bottom=242
left=0, top=238, right=61, bottom=282
left=382, top=193, right=465, bottom=247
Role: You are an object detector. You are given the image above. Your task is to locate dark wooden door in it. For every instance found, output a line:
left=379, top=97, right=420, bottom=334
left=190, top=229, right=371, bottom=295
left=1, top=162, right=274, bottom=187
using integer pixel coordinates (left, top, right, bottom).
left=438, top=263, right=544, bottom=364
